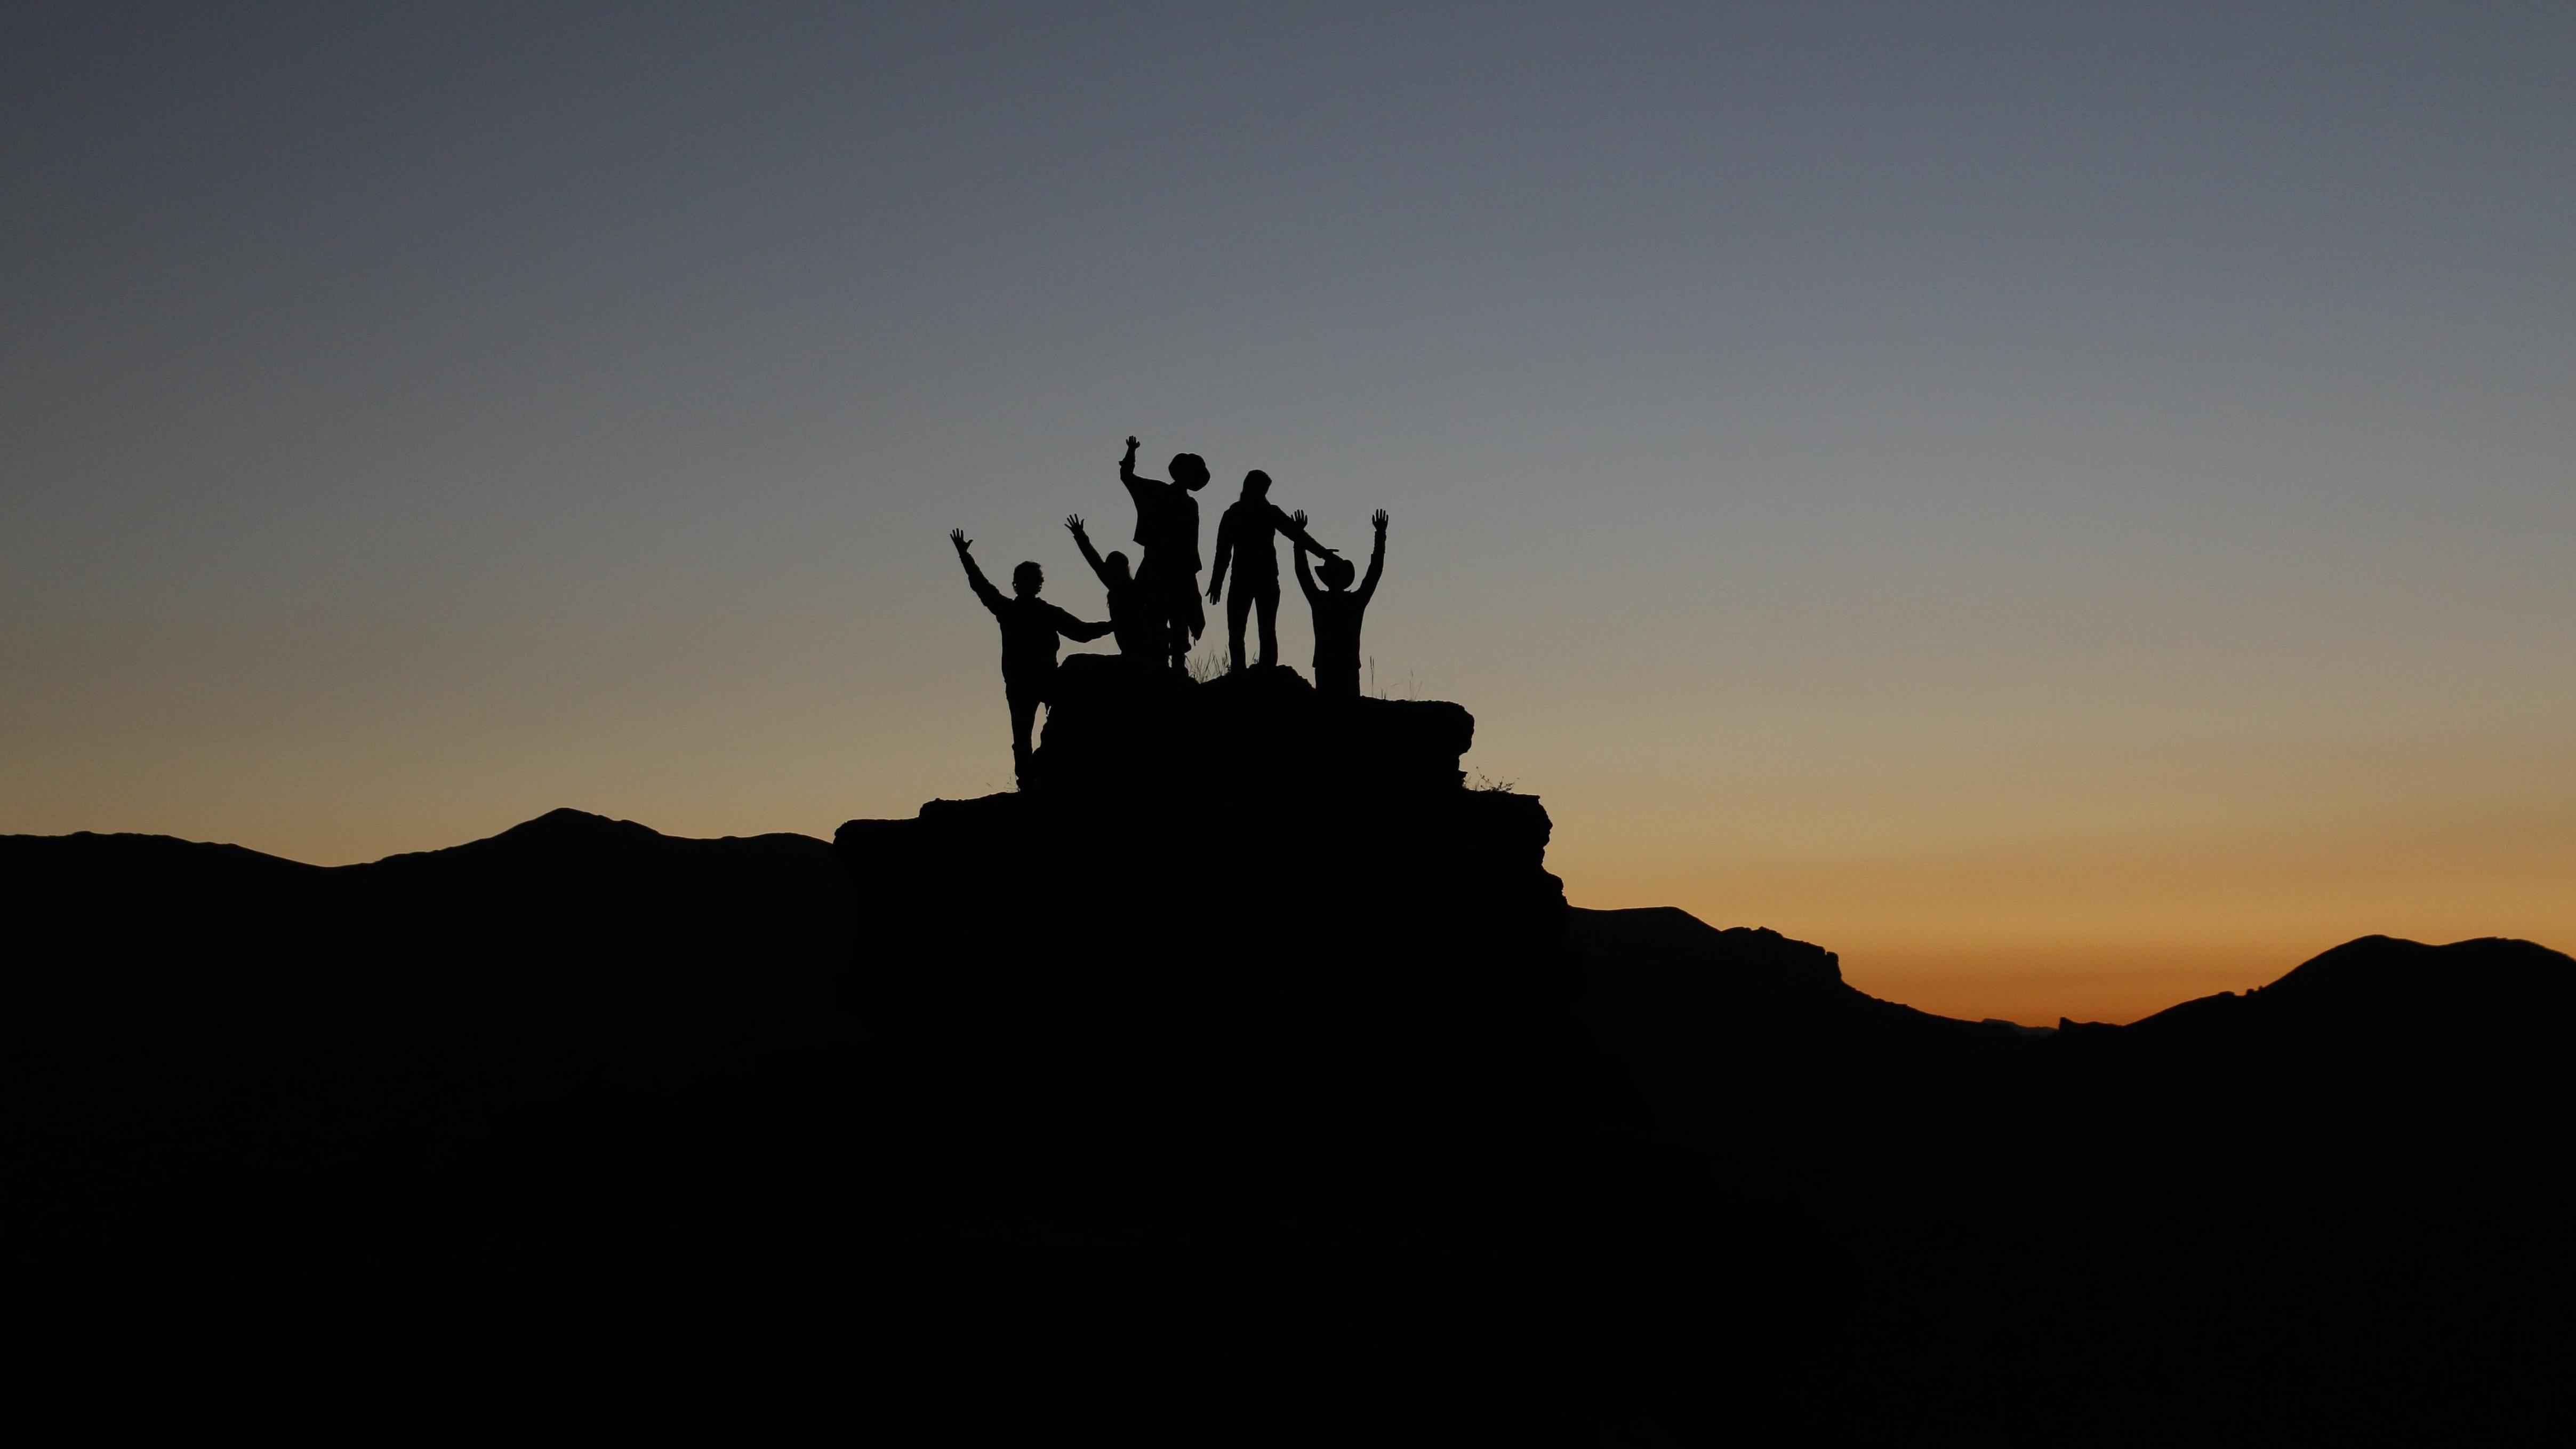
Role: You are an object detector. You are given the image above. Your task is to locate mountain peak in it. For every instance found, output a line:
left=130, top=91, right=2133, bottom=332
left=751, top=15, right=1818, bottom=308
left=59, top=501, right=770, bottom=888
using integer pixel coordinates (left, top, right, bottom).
left=2124, top=933, right=2576, bottom=1039
left=2261, top=933, right=2574, bottom=1005
left=493, top=808, right=661, bottom=842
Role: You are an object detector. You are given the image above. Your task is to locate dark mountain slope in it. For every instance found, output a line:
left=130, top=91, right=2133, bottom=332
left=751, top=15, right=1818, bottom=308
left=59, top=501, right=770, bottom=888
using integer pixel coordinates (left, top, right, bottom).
left=1576, top=906, right=2575, bottom=1156
left=0, top=810, right=848, bottom=1160
left=3, top=811, right=859, bottom=1378
left=1567, top=907, right=2576, bottom=1431
left=1570, top=903, right=2110, bottom=1218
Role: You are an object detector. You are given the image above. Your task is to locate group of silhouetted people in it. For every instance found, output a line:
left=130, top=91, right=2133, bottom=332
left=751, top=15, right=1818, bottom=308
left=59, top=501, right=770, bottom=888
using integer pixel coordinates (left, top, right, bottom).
left=952, top=434, right=1389, bottom=780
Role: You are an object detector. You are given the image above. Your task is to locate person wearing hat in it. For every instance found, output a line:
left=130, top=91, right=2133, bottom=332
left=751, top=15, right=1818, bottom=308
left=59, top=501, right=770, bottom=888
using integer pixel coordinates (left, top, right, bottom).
left=1292, top=508, right=1387, bottom=699
left=1117, top=434, right=1212, bottom=673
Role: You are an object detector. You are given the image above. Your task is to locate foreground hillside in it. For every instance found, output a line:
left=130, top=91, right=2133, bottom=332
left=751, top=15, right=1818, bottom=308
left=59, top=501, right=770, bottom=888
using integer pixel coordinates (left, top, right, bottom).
left=1, top=808, right=847, bottom=1157
left=1571, top=907, right=2576, bottom=1430
left=3, top=670, right=2568, bottom=1432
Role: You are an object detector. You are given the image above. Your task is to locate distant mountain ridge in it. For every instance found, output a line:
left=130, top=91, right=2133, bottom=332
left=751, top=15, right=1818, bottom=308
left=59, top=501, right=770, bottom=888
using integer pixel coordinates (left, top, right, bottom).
left=1572, top=901, right=2575, bottom=1144
left=1, top=809, right=849, bottom=1159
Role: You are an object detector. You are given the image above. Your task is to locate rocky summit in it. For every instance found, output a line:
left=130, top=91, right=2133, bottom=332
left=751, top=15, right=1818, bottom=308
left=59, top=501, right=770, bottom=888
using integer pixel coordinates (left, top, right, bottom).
left=832, top=661, right=1628, bottom=1230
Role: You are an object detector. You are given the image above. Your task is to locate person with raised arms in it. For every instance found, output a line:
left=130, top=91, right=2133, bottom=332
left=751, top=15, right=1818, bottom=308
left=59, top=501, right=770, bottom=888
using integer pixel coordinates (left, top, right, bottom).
left=1292, top=508, right=1387, bottom=699
left=1064, top=513, right=1160, bottom=666
left=950, top=528, right=1111, bottom=782
left=1117, top=434, right=1211, bottom=673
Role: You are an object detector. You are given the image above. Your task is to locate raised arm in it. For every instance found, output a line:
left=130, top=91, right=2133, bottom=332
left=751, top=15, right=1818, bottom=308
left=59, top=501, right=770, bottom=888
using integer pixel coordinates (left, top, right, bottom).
left=1290, top=511, right=1322, bottom=604
left=1357, top=509, right=1387, bottom=604
left=951, top=529, right=1006, bottom=617
left=1274, top=503, right=1337, bottom=561
left=1118, top=434, right=1157, bottom=498
left=1065, top=515, right=1112, bottom=586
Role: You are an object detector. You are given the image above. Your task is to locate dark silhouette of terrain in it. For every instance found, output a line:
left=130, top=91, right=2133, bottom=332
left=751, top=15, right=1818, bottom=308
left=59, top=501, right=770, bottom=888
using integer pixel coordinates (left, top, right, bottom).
left=0, top=808, right=856, bottom=1386
left=1572, top=909, right=2576, bottom=1434
left=4, top=673, right=2571, bottom=1432
left=2, top=810, right=845, bottom=1151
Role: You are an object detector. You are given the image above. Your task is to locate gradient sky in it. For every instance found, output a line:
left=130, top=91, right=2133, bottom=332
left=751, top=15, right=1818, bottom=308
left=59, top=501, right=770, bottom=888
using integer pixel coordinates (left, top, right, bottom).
left=7, top=3, right=2571, bottom=1023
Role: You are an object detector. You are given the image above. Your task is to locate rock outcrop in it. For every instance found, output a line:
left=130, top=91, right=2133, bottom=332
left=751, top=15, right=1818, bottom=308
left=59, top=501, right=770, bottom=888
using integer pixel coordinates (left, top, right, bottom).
left=832, top=661, right=1621, bottom=1224
left=828, top=665, right=1809, bottom=1428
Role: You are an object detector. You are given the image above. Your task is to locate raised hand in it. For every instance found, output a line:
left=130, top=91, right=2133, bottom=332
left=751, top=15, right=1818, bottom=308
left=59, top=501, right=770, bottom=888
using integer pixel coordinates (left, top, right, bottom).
left=1290, top=509, right=1338, bottom=556
left=1373, top=508, right=1389, bottom=532
left=949, top=528, right=972, bottom=553
left=1065, top=514, right=1086, bottom=537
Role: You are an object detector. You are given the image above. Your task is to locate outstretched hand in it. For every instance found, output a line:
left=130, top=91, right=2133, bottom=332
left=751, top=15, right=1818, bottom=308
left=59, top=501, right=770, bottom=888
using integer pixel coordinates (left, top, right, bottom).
left=1064, top=514, right=1086, bottom=536
left=1290, top=506, right=1339, bottom=557
left=949, top=528, right=972, bottom=553
left=1373, top=508, right=1389, bottom=532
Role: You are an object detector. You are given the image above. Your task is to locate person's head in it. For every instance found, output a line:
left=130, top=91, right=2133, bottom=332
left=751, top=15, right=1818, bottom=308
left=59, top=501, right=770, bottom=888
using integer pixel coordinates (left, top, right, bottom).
left=1241, top=469, right=1271, bottom=501
left=1104, top=550, right=1132, bottom=585
left=1169, top=452, right=1210, bottom=491
left=1012, top=561, right=1043, bottom=597
left=1319, top=555, right=1357, bottom=592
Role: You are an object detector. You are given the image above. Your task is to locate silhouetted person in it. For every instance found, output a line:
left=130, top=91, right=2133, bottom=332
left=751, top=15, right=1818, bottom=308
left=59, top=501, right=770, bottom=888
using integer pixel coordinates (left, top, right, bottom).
left=1294, top=508, right=1386, bottom=699
left=1117, top=435, right=1209, bottom=673
left=1206, top=470, right=1338, bottom=674
left=1064, top=514, right=1160, bottom=665
left=950, top=529, right=1111, bottom=781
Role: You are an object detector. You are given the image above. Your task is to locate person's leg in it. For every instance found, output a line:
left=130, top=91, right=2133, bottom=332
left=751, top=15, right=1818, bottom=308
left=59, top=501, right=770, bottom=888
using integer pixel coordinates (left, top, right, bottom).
left=1321, top=665, right=1360, bottom=698
left=1007, top=686, right=1040, bottom=780
left=1254, top=579, right=1280, bottom=669
left=1171, top=572, right=1201, bottom=672
left=1226, top=581, right=1253, bottom=673
left=1136, top=554, right=1183, bottom=674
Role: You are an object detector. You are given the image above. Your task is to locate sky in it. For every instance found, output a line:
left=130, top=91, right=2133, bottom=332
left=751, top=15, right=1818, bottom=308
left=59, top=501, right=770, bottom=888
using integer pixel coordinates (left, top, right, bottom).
left=5, top=2, right=2570, bottom=1023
